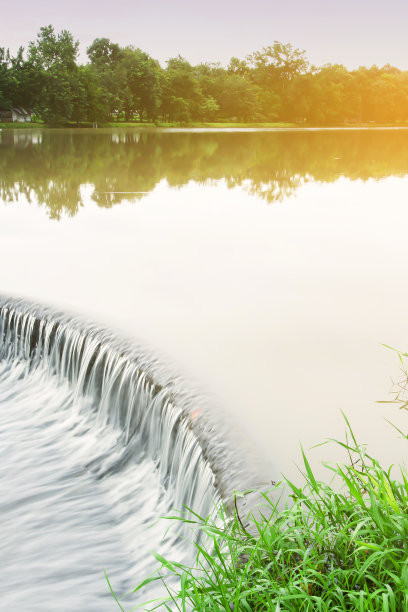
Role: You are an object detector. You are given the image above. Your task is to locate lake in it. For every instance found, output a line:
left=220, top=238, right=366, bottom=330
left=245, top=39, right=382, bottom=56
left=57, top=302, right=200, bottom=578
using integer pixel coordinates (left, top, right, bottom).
left=1, top=127, right=408, bottom=608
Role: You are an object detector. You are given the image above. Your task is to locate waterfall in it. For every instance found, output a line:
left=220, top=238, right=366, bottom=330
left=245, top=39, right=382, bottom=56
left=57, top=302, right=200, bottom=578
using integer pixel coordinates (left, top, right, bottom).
left=0, top=296, right=261, bottom=611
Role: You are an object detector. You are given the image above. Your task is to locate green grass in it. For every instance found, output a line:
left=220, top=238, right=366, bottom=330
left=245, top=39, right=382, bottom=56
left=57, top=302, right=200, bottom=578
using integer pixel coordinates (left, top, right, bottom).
left=0, top=120, right=295, bottom=130
left=98, top=121, right=297, bottom=129
left=0, top=120, right=295, bottom=129
left=2, top=120, right=408, bottom=130
left=110, top=413, right=408, bottom=611
left=0, top=122, right=45, bottom=129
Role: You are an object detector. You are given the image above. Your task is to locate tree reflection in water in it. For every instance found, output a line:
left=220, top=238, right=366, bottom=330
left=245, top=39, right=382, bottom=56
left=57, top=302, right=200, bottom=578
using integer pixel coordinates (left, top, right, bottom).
left=1, top=128, right=408, bottom=219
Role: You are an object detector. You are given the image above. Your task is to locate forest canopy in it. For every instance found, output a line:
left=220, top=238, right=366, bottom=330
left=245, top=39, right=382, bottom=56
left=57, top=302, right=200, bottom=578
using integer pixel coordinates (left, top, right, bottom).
left=2, top=25, right=408, bottom=125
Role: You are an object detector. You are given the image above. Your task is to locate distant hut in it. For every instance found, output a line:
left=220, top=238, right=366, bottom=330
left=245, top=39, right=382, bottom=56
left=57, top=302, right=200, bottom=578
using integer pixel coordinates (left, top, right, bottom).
left=0, top=107, right=33, bottom=123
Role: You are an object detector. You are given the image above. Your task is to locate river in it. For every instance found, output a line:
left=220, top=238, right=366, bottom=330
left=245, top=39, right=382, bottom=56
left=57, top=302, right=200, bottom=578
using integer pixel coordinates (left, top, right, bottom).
left=1, top=127, right=408, bottom=609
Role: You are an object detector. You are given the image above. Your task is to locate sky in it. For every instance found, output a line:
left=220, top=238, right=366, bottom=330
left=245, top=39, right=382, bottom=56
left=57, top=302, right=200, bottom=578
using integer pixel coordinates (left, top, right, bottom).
left=1, top=0, right=408, bottom=69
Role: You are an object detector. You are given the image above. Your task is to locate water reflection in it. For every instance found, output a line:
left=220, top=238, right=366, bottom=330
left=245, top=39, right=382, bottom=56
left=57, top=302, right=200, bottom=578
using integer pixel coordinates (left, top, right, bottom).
left=1, top=128, right=408, bottom=219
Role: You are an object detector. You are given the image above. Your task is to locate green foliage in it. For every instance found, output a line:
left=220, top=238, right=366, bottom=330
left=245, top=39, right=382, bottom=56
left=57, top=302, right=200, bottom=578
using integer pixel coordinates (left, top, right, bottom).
left=216, top=73, right=259, bottom=121
left=112, top=417, right=408, bottom=610
left=3, top=25, right=408, bottom=125
left=0, top=47, right=12, bottom=109
left=86, top=38, right=122, bottom=67
left=28, top=25, right=79, bottom=70
left=122, top=47, right=161, bottom=121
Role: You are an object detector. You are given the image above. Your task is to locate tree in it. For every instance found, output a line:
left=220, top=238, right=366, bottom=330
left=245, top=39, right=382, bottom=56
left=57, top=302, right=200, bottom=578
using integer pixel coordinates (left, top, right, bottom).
left=28, top=25, right=79, bottom=71
left=247, top=42, right=308, bottom=81
left=247, top=42, right=309, bottom=121
left=227, top=57, right=249, bottom=76
left=26, top=25, right=80, bottom=123
left=0, top=48, right=12, bottom=108
left=307, top=64, right=351, bottom=125
left=86, top=38, right=122, bottom=68
left=217, top=73, right=259, bottom=121
left=161, top=56, right=204, bottom=121
left=121, top=47, right=162, bottom=120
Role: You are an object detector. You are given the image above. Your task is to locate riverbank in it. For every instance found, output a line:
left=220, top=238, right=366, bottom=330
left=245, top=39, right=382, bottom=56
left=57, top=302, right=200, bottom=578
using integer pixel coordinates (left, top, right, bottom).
left=114, top=416, right=408, bottom=611
left=0, top=121, right=296, bottom=129
left=2, top=120, right=408, bottom=130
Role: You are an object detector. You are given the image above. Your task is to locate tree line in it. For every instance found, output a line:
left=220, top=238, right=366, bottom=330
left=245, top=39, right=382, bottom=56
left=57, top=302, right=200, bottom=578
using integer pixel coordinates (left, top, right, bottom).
left=2, top=25, right=408, bottom=125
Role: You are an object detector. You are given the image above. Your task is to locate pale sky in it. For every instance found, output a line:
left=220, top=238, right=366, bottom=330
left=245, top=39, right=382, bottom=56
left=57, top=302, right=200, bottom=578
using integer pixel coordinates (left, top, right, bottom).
left=1, top=0, right=408, bottom=69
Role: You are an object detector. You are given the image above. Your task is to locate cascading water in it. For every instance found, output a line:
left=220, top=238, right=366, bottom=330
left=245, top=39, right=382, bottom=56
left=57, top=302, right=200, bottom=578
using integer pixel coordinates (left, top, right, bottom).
left=0, top=296, right=262, bottom=611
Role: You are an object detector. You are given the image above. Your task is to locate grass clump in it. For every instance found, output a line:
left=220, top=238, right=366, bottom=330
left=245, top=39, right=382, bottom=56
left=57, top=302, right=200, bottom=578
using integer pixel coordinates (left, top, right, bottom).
left=111, top=416, right=408, bottom=611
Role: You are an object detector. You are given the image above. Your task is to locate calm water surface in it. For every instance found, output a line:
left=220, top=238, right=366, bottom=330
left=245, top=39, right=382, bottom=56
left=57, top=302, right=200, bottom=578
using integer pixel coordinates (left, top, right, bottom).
left=0, top=130, right=408, bottom=472
left=2, top=128, right=408, bottom=469
left=2, top=127, right=408, bottom=608
left=2, top=128, right=408, bottom=474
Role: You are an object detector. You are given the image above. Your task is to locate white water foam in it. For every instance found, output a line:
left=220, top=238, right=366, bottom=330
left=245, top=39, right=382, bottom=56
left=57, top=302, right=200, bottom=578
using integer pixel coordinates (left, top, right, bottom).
left=0, top=298, right=228, bottom=611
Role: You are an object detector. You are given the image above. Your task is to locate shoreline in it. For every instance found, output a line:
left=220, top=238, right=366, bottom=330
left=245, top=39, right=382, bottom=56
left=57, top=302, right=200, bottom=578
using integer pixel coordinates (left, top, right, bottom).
left=2, top=121, right=408, bottom=131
